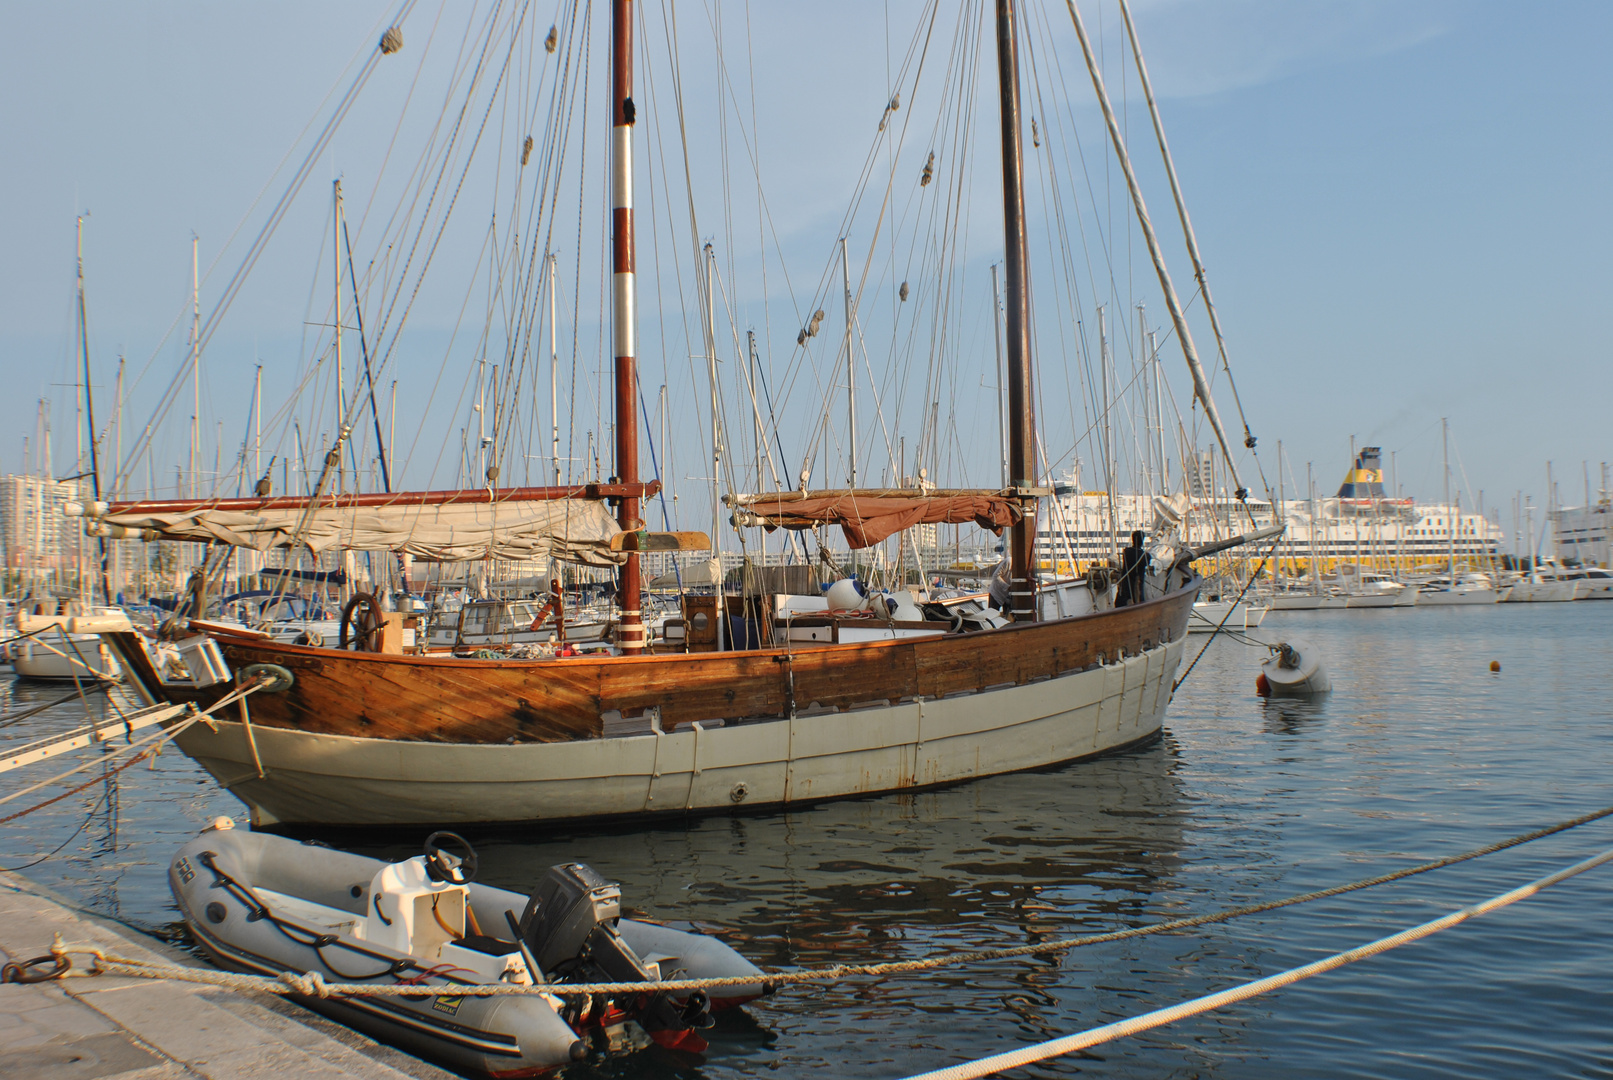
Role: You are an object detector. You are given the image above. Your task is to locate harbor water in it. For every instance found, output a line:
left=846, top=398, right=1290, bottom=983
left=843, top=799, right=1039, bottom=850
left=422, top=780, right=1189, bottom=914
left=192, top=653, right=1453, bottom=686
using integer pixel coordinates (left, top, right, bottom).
left=3, top=602, right=1611, bottom=1078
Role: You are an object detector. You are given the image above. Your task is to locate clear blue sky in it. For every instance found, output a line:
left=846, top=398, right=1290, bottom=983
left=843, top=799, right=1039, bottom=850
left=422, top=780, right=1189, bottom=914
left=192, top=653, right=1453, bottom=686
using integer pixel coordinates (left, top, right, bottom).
left=1, top=1, right=1608, bottom=536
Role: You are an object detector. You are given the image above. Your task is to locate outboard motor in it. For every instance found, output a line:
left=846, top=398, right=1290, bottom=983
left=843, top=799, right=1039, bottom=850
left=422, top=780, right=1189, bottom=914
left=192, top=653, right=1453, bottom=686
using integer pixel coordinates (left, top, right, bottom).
left=517, top=863, right=712, bottom=1033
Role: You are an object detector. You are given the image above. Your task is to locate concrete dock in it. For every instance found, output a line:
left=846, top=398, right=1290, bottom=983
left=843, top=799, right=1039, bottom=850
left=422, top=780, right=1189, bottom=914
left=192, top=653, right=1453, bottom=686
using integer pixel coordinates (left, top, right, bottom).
left=0, top=871, right=454, bottom=1080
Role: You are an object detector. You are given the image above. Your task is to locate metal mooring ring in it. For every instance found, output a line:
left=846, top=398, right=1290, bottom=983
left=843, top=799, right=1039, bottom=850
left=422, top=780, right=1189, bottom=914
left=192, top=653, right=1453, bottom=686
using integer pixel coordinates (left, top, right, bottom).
left=237, top=663, right=295, bottom=694
left=1, top=953, right=72, bottom=984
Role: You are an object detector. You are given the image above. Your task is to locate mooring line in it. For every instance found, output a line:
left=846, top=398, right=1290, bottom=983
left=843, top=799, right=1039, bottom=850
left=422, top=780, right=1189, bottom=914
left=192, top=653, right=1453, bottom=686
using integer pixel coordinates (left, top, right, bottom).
left=11, top=801, right=1613, bottom=999
left=899, top=840, right=1613, bottom=1079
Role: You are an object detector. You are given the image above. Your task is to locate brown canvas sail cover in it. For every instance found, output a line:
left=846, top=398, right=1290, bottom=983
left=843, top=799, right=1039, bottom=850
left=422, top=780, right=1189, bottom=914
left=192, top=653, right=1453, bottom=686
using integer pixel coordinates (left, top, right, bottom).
left=732, top=492, right=1022, bottom=549
left=85, top=496, right=627, bottom=567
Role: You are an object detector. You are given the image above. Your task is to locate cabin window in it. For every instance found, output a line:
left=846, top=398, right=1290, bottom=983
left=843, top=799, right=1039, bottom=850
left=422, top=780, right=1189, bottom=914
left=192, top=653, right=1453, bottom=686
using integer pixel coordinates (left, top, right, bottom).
left=692, top=612, right=709, bottom=632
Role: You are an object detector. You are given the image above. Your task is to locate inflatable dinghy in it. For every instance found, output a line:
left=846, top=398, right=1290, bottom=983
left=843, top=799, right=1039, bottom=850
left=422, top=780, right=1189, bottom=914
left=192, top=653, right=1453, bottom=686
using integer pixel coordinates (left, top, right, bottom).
left=170, top=825, right=766, bottom=1075
left=1259, top=638, right=1331, bottom=696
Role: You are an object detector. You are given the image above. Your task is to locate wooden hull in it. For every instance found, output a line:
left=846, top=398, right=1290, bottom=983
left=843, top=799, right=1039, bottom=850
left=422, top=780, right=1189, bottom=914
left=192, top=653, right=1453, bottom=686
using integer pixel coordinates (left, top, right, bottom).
left=125, top=583, right=1197, bottom=828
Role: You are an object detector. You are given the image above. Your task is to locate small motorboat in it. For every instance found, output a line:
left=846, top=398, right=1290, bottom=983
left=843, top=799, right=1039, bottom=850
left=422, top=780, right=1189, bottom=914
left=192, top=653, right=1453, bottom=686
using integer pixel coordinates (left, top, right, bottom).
left=171, top=825, right=766, bottom=1075
left=11, top=603, right=125, bottom=682
left=1257, top=638, right=1331, bottom=696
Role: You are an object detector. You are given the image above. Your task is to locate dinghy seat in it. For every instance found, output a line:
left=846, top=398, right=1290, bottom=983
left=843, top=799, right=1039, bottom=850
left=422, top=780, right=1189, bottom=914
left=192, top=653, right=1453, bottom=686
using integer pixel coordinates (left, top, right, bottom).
left=454, top=933, right=520, bottom=956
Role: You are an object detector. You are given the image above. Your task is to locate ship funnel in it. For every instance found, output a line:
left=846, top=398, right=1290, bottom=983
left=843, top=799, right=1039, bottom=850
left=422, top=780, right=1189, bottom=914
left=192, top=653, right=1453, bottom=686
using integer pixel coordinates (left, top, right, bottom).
left=1336, top=447, right=1386, bottom=499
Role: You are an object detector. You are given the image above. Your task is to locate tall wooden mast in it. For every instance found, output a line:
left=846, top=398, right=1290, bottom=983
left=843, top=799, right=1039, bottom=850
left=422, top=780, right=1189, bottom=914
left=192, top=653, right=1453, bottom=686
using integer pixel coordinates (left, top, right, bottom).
left=612, top=0, right=645, bottom=652
left=994, top=0, right=1038, bottom=621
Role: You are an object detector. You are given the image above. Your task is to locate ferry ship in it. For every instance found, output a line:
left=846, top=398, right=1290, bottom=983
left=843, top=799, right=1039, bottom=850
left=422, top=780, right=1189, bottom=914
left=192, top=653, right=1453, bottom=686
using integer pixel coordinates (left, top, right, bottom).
left=1036, top=448, right=1505, bottom=576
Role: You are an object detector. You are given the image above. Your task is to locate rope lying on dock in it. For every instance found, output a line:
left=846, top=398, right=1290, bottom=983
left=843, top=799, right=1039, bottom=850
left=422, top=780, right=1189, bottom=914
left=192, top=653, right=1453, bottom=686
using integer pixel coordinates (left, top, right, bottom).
left=11, top=801, right=1613, bottom=998
left=898, top=839, right=1613, bottom=1080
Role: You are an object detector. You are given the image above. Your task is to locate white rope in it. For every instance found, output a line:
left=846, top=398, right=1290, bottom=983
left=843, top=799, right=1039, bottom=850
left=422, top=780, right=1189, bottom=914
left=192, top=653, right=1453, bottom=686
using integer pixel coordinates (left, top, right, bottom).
left=28, top=836, right=1612, bottom=1013
left=899, top=842, right=1613, bottom=1080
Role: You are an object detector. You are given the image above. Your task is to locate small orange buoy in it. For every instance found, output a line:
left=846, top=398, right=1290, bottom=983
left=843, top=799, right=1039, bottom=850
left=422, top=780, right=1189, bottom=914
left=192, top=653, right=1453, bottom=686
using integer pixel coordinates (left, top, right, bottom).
left=1255, top=672, right=1272, bottom=697
left=1489, top=660, right=1501, bottom=672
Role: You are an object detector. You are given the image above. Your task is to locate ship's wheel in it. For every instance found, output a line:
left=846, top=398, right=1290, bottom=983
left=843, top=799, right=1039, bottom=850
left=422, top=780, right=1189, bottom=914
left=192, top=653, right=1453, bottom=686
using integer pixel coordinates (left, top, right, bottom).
left=340, top=591, right=385, bottom=651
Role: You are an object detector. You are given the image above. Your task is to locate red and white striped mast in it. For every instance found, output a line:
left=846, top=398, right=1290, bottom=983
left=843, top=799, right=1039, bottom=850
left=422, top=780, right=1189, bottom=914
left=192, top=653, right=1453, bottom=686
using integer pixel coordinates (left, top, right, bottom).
left=611, top=0, right=646, bottom=653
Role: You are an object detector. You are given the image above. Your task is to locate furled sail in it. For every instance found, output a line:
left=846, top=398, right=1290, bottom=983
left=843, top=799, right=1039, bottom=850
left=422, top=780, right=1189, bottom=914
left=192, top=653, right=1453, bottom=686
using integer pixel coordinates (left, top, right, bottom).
left=728, top=490, right=1024, bottom=549
left=69, top=486, right=649, bottom=567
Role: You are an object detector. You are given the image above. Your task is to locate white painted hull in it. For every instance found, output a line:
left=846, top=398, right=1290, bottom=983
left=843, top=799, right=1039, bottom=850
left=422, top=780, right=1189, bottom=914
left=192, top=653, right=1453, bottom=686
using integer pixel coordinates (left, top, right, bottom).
left=1343, top=592, right=1399, bottom=608
left=1267, top=595, right=1322, bottom=610
left=1418, top=588, right=1499, bottom=605
left=1503, top=581, right=1578, bottom=603
left=171, top=637, right=1187, bottom=828
left=11, top=635, right=122, bottom=682
left=1188, top=602, right=1264, bottom=632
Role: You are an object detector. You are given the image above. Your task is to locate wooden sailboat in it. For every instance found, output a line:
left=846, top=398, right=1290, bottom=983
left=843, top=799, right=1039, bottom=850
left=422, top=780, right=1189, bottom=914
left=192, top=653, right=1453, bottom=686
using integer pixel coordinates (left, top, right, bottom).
left=79, top=0, right=1271, bottom=829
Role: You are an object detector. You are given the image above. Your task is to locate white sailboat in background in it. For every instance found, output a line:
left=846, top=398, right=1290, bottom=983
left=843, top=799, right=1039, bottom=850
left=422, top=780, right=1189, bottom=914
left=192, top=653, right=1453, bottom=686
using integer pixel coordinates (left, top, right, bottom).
left=1420, top=419, right=1498, bottom=605
left=1505, top=502, right=1577, bottom=602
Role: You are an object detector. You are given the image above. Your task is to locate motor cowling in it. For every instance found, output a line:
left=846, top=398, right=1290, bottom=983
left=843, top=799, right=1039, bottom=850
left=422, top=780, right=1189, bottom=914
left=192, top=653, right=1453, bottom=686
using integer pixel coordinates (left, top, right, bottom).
left=517, top=863, right=712, bottom=1033
left=518, top=863, right=639, bottom=978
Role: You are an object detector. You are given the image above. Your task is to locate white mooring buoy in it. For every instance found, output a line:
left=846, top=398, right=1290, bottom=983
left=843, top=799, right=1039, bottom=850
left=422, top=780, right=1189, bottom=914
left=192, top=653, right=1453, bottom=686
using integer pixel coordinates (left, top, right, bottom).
left=1258, top=638, right=1331, bottom=696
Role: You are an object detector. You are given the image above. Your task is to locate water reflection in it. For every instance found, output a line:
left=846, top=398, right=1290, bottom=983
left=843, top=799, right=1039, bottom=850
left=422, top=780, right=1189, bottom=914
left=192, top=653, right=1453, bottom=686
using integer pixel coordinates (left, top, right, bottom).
left=1259, top=694, right=1330, bottom=737
left=331, top=740, right=1187, bottom=1077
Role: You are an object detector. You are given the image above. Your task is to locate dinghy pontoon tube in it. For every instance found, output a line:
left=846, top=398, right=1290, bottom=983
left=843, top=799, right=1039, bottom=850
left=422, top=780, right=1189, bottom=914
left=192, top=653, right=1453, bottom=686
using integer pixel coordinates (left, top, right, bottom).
left=170, top=826, right=765, bottom=1075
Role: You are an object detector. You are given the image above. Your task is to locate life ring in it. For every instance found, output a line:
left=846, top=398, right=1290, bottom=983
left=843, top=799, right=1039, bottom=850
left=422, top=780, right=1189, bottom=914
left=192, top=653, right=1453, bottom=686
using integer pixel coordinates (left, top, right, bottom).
left=237, top=663, right=295, bottom=694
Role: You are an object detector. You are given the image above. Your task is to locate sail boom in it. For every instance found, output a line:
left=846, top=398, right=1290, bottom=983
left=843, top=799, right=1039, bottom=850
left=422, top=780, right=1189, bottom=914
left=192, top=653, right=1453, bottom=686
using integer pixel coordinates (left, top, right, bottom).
left=71, top=490, right=638, bottom=567
left=82, top=482, right=660, bottom=518
left=729, top=491, right=1025, bottom=549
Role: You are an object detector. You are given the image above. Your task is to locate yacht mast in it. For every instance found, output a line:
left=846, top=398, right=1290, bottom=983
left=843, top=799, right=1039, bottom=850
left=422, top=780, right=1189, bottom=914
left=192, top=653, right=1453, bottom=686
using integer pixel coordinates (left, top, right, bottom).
left=548, top=251, right=560, bottom=485
left=994, top=0, right=1038, bottom=622
left=1276, top=441, right=1285, bottom=590
left=1149, top=329, right=1165, bottom=491
left=990, top=264, right=1006, bottom=488
left=76, top=215, right=111, bottom=603
left=704, top=243, right=725, bottom=652
left=842, top=237, right=856, bottom=488
left=1308, top=463, right=1319, bottom=595
left=333, top=181, right=347, bottom=494
left=1098, top=306, right=1117, bottom=562
left=1443, top=417, right=1454, bottom=581
left=189, top=235, right=200, bottom=499
left=611, top=0, right=645, bottom=653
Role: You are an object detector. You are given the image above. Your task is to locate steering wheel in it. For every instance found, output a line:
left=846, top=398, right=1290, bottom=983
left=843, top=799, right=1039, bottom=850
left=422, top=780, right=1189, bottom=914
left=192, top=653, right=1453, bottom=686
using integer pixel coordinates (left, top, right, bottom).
left=340, top=591, right=385, bottom=651
left=423, top=831, right=479, bottom=884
